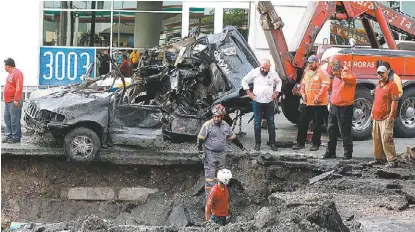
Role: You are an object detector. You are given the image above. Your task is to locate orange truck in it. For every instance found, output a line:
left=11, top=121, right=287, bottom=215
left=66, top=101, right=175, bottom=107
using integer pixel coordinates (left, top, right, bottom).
left=257, top=1, right=415, bottom=139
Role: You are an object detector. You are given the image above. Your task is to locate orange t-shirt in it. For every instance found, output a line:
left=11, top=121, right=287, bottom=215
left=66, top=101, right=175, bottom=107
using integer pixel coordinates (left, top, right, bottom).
left=372, top=81, right=400, bottom=120
left=206, top=184, right=229, bottom=217
left=330, top=70, right=357, bottom=106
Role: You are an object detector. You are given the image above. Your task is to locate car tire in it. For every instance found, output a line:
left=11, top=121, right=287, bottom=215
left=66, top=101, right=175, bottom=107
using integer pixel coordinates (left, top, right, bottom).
left=281, top=94, right=301, bottom=125
left=352, top=87, right=373, bottom=140
left=64, top=127, right=101, bottom=162
left=395, top=87, right=415, bottom=138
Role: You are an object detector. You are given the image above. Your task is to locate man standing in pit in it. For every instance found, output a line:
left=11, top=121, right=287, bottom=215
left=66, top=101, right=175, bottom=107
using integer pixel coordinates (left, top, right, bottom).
left=322, top=60, right=356, bottom=160
left=242, top=58, right=282, bottom=151
left=2, top=58, right=24, bottom=144
left=292, top=55, right=330, bottom=151
left=205, top=169, right=232, bottom=226
left=198, top=104, right=247, bottom=197
left=370, top=65, right=400, bottom=168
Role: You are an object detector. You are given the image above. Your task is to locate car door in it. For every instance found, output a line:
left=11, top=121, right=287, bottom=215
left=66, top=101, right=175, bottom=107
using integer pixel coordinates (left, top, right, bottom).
left=108, top=87, right=164, bottom=148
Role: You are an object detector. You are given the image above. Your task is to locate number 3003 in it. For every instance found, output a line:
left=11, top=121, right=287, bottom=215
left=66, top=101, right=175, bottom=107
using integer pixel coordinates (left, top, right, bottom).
left=42, top=51, right=90, bottom=81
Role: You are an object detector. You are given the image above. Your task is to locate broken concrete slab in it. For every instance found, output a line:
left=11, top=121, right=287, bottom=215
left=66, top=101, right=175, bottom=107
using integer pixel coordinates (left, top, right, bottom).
left=188, top=173, right=205, bottom=196
left=309, top=170, right=335, bottom=184
left=118, top=187, right=158, bottom=202
left=375, top=170, right=410, bottom=180
left=67, top=187, right=115, bottom=201
left=254, top=206, right=277, bottom=229
left=306, top=201, right=350, bottom=232
left=377, top=195, right=409, bottom=211
left=168, top=203, right=190, bottom=228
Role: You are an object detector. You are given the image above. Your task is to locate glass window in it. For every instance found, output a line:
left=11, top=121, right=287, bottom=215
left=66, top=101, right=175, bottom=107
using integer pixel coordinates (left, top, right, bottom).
left=43, top=10, right=112, bottom=47
left=189, top=8, right=215, bottom=35
left=223, top=8, right=249, bottom=41
left=112, top=11, right=182, bottom=49
left=44, top=1, right=112, bottom=10
left=113, top=1, right=183, bottom=12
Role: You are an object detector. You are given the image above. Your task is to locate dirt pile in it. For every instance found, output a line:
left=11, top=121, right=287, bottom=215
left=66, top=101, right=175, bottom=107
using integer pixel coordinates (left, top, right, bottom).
left=2, top=154, right=415, bottom=231
left=6, top=198, right=349, bottom=232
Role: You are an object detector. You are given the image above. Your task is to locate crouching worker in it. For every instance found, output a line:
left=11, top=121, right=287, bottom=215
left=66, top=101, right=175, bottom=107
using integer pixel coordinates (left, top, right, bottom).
left=198, top=104, right=247, bottom=197
left=205, top=169, right=232, bottom=226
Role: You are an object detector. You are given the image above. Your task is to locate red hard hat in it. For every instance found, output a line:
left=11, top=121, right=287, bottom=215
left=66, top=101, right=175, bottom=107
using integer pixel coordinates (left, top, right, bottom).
left=212, top=104, right=226, bottom=116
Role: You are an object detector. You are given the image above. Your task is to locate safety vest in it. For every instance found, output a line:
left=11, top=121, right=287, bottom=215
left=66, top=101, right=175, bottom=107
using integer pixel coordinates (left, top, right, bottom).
left=303, top=68, right=330, bottom=106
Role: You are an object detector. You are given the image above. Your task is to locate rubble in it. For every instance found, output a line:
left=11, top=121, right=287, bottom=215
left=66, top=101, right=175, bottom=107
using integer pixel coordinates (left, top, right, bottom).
left=2, top=151, right=415, bottom=231
left=22, top=26, right=260, bottom=157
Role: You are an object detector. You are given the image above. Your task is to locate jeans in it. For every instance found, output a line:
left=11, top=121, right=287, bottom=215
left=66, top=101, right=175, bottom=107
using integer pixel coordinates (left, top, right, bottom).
left=4, top=101, right=23, bottom=140
left=326, top=105, right=353, bottom=157
left=211, top=215, right=227, bottom=226
left=296, top=105, right=327, bottom=146
left=252, top=101, right=276, bottom=144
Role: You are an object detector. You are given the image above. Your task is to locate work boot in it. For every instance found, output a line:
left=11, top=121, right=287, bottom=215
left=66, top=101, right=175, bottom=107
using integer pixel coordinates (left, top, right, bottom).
left=255, top=143, right=261, bottom=151
left=270, top=143, right=278, bottom=151
left=8, top=138, right=21, bottom=144
left=321, top=151, right=336, bottom=159
left=385, top=162, right=398, bottom=168
left=310, top=145, right=319, bottom=151
left=368, top=159, right=386, bottom=165
left=342, top=153, right=352, bottom=160
left=292, top=143, right=305, bottom=150
left=2, top=136, right=10, bottom=143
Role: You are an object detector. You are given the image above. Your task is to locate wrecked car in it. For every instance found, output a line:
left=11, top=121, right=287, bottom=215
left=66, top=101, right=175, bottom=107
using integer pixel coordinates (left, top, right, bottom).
left=24, top=26, right=259, bottom=162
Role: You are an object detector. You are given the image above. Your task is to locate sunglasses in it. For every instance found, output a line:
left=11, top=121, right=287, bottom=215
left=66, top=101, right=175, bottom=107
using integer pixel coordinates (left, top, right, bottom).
left=377, top=72, right=385, bottom=75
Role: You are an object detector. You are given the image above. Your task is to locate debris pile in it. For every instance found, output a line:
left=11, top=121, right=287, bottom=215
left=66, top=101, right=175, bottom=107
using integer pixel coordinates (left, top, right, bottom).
left=24, top=26, right=259, bottom=145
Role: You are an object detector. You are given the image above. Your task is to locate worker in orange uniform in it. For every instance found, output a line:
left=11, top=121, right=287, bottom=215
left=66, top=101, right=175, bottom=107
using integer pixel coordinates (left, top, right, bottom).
left=322, top=60, right=356, bottom=160
left=292, top=55, right=330, bottom=151
left=205, top=169, right=232, bottom=226
left=370, top=65, right=400, bottom=168
left=379, top=61, right=403, bottom=98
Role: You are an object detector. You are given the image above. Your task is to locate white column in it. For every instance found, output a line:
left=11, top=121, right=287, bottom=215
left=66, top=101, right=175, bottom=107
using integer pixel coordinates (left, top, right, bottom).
left=182, top=2, right=190, bottom=38
left=248, top=1, right=256, bottom=49
left=214, top=7, right=223, bottom=33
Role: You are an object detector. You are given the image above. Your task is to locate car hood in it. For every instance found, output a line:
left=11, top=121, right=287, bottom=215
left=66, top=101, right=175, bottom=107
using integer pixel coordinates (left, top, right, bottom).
left=28, top=87, right=112, bottom=112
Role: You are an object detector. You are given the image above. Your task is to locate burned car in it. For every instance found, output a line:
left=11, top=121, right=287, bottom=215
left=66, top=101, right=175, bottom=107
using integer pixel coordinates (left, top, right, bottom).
left=24, top=26, right=259, bottom=162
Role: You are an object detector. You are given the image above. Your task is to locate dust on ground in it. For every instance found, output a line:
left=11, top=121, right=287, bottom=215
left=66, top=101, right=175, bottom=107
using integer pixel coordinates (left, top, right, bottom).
left=2, top=153, right=415, bottom=231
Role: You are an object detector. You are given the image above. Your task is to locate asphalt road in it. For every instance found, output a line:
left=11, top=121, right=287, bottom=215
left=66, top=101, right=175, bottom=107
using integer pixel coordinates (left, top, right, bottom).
left=1, top=101, right=414, bottom=159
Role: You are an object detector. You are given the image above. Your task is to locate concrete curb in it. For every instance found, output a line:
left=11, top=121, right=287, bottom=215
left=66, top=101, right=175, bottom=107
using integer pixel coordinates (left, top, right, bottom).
left=65, top=187, right=158, bottom=201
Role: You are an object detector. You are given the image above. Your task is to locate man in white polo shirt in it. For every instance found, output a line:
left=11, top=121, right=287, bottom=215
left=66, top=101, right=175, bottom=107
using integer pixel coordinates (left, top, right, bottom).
left=242, top=58, right=282, bottom=151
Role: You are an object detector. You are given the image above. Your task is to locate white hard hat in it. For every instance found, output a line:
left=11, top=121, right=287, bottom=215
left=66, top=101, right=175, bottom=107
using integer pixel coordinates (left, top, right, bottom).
left=217, top=169, right=232, bottom=185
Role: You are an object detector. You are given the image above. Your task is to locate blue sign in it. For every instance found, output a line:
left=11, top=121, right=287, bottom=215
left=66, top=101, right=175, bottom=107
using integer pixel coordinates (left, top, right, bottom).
left=39, top=47, right=95, bottom=86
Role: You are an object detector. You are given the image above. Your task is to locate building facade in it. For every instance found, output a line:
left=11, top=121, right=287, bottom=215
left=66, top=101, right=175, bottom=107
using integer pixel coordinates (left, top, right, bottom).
left=0, top=1, right=414, bottom=89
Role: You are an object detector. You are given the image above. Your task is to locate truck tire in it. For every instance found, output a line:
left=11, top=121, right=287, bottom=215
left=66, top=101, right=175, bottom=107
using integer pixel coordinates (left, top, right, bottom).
left=395, top=87, right=415, bottom=138
left=281, top=95, right=301, bottom=125
left=64, top=127, right=101, bottom=162
left=352, top=87, right=373, bottom=140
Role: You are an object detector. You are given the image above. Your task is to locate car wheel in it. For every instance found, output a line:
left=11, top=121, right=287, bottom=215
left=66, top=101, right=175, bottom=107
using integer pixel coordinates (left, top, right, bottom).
left=352, top=87, right=373, bottom=140
left=395, top=87, right=415, bottom=138
left=281, top=94, right=301, bottom=125
left=64, top=127, right=101, bottom=162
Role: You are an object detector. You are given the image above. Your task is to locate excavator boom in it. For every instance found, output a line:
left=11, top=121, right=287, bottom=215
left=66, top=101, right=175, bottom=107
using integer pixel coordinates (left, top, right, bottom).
left=257, top=1, right=415, bottom=84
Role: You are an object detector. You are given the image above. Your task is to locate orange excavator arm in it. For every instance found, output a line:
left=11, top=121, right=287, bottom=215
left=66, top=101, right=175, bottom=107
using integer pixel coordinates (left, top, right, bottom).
left=257, top=1, right=415, bottom=84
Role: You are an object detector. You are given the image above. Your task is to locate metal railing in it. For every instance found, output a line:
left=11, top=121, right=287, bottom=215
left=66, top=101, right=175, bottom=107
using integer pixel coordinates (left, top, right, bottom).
left=0, top=85, right=48, bottom=102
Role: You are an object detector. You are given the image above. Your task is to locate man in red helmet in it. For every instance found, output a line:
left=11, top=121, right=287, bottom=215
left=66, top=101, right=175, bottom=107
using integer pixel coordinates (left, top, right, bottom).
left=197, top=104, right=247, bottom=197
